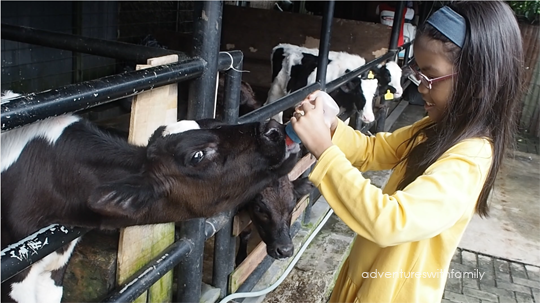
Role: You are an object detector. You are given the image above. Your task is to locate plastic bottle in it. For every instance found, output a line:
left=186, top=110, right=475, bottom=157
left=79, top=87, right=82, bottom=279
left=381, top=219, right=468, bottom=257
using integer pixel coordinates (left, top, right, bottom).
left=285, top=91, right=340, bottom=144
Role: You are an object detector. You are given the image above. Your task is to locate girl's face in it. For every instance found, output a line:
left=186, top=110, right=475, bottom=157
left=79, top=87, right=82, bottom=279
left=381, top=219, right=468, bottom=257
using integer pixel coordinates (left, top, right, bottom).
left=412, top=36, right=455, bottom=122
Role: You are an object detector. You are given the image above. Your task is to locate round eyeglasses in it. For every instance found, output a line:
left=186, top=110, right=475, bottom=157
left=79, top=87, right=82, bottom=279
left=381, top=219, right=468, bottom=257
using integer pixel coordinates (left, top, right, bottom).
left=408, top=65, right=456, bottom=90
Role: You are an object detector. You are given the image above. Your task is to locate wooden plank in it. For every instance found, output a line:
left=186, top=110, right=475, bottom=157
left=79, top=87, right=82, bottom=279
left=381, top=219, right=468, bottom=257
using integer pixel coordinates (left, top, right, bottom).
left=229, top=195, right=310, bottom=293
left=117, top=54, right=178, bottom=303
left=229, top=239, right=267, bottom=293
left=288, top=154, right=317, bottom=181
left=232, top=210, right=253, bottom=237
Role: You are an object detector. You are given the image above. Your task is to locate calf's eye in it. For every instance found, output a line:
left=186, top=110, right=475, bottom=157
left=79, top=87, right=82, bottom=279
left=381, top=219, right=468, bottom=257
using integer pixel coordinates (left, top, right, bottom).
left=190, top=150, right=205, bottom=165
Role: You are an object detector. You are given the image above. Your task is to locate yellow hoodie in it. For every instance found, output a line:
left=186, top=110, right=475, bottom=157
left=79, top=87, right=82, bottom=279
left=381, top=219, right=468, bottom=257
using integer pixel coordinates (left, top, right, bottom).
left=309, top=117, right=492, bottom=303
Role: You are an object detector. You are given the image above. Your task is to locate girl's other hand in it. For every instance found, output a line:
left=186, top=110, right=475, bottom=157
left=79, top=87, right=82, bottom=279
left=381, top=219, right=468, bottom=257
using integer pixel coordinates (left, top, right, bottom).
left=290, top=92, right=335, bottom=158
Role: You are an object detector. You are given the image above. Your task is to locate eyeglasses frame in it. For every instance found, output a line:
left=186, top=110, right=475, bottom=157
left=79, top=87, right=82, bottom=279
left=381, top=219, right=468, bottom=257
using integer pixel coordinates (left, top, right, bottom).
left=407, top=64, right=456, bottom=90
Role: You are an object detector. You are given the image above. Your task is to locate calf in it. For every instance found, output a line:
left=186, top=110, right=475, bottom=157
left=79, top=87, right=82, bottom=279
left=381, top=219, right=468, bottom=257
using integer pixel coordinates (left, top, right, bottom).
left=265, top=43, right=379, bottom=124
left=235, top=176, right=314, bottom=266
left=370, top=60, right=404, bottom=99
left=215, top=76, right=264, bottom=121
left=1, top=111, right=300, bottom=303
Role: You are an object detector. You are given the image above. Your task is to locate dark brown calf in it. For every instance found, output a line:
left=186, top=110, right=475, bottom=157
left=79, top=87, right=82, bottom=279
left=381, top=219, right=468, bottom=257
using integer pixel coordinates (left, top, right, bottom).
left=235, top=176, right=314, bottom=265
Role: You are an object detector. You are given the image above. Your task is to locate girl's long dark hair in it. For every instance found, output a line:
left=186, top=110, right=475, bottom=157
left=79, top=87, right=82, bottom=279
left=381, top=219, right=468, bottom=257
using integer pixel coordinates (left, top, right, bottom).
left=396, top=1, right=524, bottom=217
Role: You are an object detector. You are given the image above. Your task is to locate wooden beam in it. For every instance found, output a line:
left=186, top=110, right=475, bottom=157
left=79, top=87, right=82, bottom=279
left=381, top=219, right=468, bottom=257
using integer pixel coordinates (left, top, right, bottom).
left=288, top=153, right=317, bottom=181
left=116, top=54, right=178, bottom=303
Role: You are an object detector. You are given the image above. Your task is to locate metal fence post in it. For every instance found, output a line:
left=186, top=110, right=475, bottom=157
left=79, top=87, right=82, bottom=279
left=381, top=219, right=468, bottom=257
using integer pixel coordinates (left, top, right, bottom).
left=177, top=1, right=223, bottom=302
left=212, top=54, right=243, bottom=298
left=315, top=0, right=335, bottom=91
left=304, top=0, right=334, bottom=225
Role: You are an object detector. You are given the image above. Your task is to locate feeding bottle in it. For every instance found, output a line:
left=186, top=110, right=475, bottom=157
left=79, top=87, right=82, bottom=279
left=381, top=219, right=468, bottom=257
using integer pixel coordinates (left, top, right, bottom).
left=285, top=91, right=340, bottom=145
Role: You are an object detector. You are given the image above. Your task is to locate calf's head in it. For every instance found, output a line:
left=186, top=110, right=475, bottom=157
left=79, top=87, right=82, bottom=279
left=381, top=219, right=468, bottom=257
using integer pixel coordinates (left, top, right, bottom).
left=336, top=76, right=379, bottom=124
left=89, top=119, right=301, bottom=223
left=247, top=176, right=313, bottom=259
left=371, top=61, right=403, bottom=99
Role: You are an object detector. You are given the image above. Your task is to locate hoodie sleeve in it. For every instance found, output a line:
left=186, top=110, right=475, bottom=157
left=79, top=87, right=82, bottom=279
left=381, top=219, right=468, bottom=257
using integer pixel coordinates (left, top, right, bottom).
left=309, top=134, right=492, bottom=247
left=330, top=118, right=430, bottom=171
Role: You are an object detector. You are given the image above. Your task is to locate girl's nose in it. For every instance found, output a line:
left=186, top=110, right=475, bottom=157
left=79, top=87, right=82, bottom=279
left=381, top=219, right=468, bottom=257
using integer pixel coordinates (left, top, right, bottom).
left=417, top=83, right=429, bottom=96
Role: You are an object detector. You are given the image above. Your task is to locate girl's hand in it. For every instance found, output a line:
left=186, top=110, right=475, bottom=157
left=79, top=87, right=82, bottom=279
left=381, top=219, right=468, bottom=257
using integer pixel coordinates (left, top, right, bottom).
left=290, top=91, right=336, bottom=159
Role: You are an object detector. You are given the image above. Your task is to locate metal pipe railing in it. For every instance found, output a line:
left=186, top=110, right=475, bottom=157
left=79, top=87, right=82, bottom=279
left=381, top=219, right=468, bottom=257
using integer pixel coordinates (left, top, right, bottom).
left=177, top=2, right=224, bottom=302
left=389, top=1, right=406, bottom=56
left=1, top=51, right=243, bottom=132
left=1, top=23, right=189, bottom=64
left=315, top=1, right=335, bottom=91
left=213, top=55, right=244, bottom=298
left=1, top=225, right=90, bottom=283
left=237, top=83, right=322, bottom=124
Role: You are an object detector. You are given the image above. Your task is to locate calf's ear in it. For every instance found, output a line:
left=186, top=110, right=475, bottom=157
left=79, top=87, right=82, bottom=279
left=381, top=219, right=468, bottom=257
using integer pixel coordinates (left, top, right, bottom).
left=293, top=177, right=315, bottom=199
left=88, top=175, right=165, bottom=219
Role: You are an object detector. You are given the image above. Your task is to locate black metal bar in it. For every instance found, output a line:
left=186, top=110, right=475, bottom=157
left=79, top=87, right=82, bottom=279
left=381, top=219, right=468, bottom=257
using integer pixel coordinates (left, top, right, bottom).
left=187, top=1, right=223, bottom=120
left=175, top=219, right=206, bottom=302
left=1, top=225, right=90, bottom=283
left=1, top=23, right=189, bottom=64
left=1, top=51, right=242, bottom=132
left=217, top=51, right=243, bottom=72
left=389, top=1, right=406, bottom=54
left=238, top=83, right=322, bottom=124
left=315, top=1, right=335, bottom=91
left=177, top=2, right=223, bottom=302
left=1, top=59, right=205, bottom=131
left=221, top=55, right=243, bottom=124
left=403, top=44, right=411, bottom=62
left=212, top=54, right=243, bottom=298
left=212, top=210, right=236, bottom=298
left=102, top=239, right=192, bottom=303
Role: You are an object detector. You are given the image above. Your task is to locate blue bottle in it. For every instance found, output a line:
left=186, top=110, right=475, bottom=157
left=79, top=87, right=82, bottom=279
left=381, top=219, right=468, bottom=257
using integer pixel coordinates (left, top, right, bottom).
left=284, top=91, right=340, bottom=145
left=285, top=123, right=302, bottom=143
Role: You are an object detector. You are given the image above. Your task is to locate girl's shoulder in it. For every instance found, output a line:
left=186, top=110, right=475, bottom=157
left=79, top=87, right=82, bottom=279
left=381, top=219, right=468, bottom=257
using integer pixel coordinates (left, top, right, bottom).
left=448, top=137, right=493, bottom=160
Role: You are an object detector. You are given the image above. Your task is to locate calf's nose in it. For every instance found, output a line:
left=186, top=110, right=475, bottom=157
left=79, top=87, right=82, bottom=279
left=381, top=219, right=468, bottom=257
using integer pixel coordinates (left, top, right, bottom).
left=275, top=244, right=294, bottom=258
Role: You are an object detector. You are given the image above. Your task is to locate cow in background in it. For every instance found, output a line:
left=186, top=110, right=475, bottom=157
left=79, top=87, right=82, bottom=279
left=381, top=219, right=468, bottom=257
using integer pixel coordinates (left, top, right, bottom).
left=265, top=43, right=378, bottom=125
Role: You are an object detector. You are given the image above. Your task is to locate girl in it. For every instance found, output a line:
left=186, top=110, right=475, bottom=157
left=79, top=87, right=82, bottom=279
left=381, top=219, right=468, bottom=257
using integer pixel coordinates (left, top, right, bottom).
left=290, top=1, right=523, bottom=302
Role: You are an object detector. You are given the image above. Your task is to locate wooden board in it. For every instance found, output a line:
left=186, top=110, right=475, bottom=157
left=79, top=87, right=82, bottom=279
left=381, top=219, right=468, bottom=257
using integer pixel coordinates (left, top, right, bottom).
left=221, top=5, right=392, bottom=88
left=116, top=54, right=178, bottom=303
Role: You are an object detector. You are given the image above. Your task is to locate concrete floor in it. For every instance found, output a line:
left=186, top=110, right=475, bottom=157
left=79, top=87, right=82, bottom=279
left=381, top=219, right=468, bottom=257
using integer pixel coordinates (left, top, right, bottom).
left=459, top=150, right=540, bottom=266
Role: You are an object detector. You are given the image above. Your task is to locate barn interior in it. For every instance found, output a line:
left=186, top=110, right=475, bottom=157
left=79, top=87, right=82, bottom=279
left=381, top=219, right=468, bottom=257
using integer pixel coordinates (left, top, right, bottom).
left=0, top=1, right=453, bottom=302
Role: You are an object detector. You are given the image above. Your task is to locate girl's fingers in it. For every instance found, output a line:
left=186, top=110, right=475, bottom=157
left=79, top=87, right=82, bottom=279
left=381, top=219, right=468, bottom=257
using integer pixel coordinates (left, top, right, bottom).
left=301, top=99, right=316, bottom=113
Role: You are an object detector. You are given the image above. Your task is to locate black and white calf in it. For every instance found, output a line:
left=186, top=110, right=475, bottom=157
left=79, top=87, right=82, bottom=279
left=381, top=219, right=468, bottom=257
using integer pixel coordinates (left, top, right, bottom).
left=265, top=43, right=379, bottom=124
left=1, top=108, right=300, bottom=302
left=370, top=60, right=404, bottom=99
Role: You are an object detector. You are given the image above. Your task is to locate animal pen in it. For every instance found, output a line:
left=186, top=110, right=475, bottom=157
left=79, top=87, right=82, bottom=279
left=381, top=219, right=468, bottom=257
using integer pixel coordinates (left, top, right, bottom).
left=1, top=1, right=414, bottom=302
